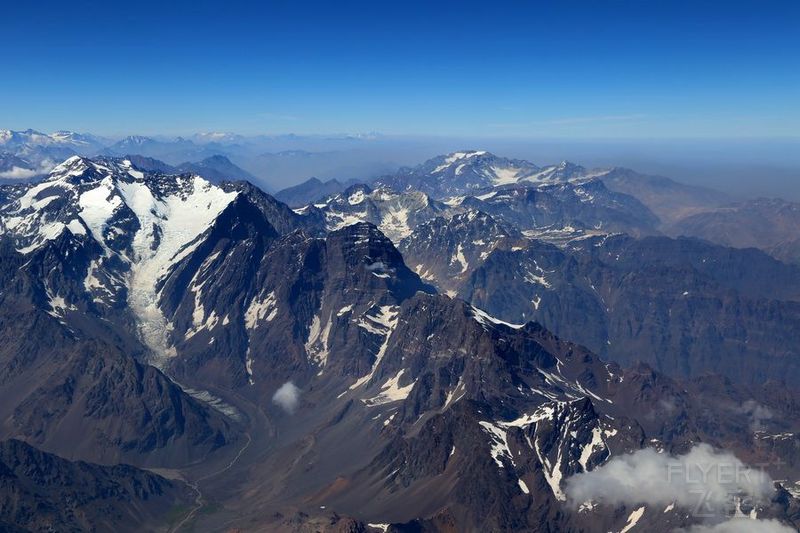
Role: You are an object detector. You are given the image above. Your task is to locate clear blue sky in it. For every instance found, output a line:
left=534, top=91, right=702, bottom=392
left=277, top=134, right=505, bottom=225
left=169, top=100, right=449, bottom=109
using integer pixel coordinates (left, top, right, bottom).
left=2, top=0, right=798, bottom=138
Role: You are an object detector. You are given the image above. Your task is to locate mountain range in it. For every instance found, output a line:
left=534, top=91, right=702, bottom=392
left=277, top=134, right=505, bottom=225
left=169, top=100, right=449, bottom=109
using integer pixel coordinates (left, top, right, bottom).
left=0, top=149, right=798, bottom=531
left=3, top=128, right=796, bottom=267
left=0, top=129, right=404, bottom=191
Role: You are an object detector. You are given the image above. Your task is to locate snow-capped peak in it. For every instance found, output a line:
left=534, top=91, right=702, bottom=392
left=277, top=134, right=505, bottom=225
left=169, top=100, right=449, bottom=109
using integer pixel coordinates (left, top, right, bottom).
left=2, top=156, right=238, bottom=258
left=117, top=135, right=153, bottom=146
left=521, top=160, right=590, bottom=184
left=0, top=129, right=101, bottom=150
left=310, top=183, right=444, bottom=243
left=49, top=131, right=94, bottom=145
left=48, top=155, right=90, bottom=179
left=432, top=151, right=489, bottom=173
left=0, top=155, right=242, bottom=364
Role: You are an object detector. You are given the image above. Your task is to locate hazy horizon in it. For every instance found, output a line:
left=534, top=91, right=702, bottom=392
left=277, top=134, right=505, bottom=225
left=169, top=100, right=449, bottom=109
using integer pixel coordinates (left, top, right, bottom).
left=3, top=127, right=800, bottom=200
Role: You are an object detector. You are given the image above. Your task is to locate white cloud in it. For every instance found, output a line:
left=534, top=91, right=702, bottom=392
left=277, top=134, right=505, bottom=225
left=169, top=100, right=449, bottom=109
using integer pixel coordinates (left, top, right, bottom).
left=0, top=166, right=38, bottom=180
left=736, top=400, right=773, bottom=432
left=272, top=381, right=301, bottom=413
left=0, top=159, right=55, bottom=180
left=565, top=444, right=774, bottom=517
left=679, top=518, right=795, bottom=533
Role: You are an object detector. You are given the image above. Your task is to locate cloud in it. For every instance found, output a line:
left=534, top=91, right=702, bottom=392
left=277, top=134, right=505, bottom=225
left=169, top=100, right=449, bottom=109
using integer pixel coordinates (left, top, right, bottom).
left=272, top=381, right=301, bottom=413
left=0, top=159, right=56, bottom=180
left=0, top=166, right=39, bottom=179
left=678, top=518, right=795, bottom=533
left=736, top=400, right=773, bottom=432
left=565, top=444, right=774, bottom=518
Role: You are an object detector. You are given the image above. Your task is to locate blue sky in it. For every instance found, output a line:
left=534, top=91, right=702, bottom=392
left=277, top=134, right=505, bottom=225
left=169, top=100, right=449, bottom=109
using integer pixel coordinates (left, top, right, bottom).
left=2, top=0, right=798, bottom=138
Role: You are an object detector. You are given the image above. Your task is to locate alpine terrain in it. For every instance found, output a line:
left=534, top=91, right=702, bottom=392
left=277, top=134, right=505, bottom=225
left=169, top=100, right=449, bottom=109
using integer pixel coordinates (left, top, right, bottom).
left=0, top=150, right=798, bottom=532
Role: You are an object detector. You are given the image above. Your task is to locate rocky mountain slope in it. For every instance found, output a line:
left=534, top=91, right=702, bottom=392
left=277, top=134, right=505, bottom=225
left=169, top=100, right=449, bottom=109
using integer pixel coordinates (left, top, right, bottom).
left=669, top=197, right=800, bottom=265
left=297, top=175, right=661, bottom=249
left=296, top=183, right=448, bottom=242
left=0, top=154, right=798, bottom=531
left=600, top=166, right=733, bottom=224
left=454, top=179, right=660, bottom=237
left=0, top=233, right=238, bottom=467
left=175, top=154, right=259, bottom=184
left=456, top=234, right=800, bottom=386
left=398, top=210, right=524, bottom=293
left=374, top=151, right=541, bottom=197
left=185, top=288, right=800, bottom=532
left=275, top=176, right=350, bottom=207
left=0, top=439, right=193, bottom=532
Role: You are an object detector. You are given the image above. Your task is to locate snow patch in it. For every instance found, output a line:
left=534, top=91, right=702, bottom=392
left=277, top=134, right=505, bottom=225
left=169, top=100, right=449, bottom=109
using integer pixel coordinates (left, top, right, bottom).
left=619, top=506, right=645, bottom=533
left=245, top=291, right=278, bottom=329
left=579, top=426, right=606, bottom=471
left=471, top=305, right=525, bottom=330
left=451, top=243, right=469, bottom=274
left=490, top=166, right=522, bottom=185
left=363, top=369, right=415, bottom=406
left=305, top=312, right=333, bottom=368
left=432, top=151, right=487, bottom=173
left=348, top=190, right=366, bottom=205
left=350, top=306, right=400, bottom=389
left=479, top=421, right=514, bottom=469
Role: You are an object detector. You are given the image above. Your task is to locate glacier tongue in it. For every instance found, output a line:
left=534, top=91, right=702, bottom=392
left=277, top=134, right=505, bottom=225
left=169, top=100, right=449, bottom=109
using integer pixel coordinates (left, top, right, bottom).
left=1, top=159, right=239, bottom=366
left=118, top=175, right=238, bottom=367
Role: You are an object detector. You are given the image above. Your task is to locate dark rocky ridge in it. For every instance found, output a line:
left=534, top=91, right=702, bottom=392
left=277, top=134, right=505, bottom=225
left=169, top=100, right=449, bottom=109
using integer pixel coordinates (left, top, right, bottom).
left=459, top=234, right=800, bottom=385
left=166, top=221, right=435, bottom=395
left=600, top=166, right=733, bottom=224
left=668, top=197, right=800, bottom=265
left=244, top=292, right=800, bottom=531
left=458, top=180, right=660, bottom=237
left=176, top=154, right=258, bottom=183
left=0, top=236, right=238, bottom=467
left=275, top=176, right=351, bottom=207
left=398, top=210, right=525, bottom=293
left=0, top=438, right=193, bottom=532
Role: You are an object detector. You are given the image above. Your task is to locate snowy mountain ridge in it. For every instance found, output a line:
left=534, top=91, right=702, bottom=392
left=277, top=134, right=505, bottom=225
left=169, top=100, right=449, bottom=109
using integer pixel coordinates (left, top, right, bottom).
left=0, top=155, right=243, bottom=364
left=297, top=182, right=448, bottom=242
left=372, top=149, right=613, bottom=199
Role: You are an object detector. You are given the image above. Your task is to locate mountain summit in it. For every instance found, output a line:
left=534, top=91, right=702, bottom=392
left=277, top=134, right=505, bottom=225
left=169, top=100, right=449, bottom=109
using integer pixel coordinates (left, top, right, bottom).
left=376, top=150, right=542, bottom=197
